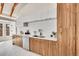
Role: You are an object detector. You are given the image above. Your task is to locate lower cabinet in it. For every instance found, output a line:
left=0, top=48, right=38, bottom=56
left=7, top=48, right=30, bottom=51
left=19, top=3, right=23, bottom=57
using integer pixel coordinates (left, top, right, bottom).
left=12, top=36, right=58, bottom=56
left=12, top=35, right=23, bottom=47
left=29, top=37, right=58, bottom=56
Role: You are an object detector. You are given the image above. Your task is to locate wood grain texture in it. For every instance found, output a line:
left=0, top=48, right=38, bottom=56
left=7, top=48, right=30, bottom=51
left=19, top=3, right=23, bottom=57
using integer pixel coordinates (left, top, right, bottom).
left=10, top=3, right=77, bottom=56
left=57, top=3, right=76, bottom=56
left=9, top=3, right=17, bottom=16
left=76, top=4, right=79, bottom=55
left=49, top=40, right=59, bottom=56
left=0, top=3, right=4, bottom=14
left=0, top=3, right=4, bottom=15
left=29, top=4, right=76, bottom=56
left=29, top=37, right=58, bottom=56
left=12, top=35, right=23, bottom=47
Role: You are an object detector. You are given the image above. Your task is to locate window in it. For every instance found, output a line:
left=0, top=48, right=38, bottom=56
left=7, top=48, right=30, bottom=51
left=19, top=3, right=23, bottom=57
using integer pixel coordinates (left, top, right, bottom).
left=0, top=23, right=3, bottom=36
left=6, top=24, right=10, bottom=36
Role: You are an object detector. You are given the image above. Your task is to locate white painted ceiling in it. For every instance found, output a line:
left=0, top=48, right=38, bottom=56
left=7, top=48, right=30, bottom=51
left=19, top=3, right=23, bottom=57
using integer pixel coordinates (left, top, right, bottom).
left=0, top=3, right=26, bottom=18
left=17, top=3, right=57, bottom=22
left=0, top=3, right=56, bottom=21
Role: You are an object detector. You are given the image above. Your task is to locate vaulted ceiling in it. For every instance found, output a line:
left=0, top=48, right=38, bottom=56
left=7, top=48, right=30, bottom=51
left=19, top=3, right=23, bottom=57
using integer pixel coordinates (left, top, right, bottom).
left=0, top=3, right=26, bottom=19
left=0, top=3, right=56, bottom=21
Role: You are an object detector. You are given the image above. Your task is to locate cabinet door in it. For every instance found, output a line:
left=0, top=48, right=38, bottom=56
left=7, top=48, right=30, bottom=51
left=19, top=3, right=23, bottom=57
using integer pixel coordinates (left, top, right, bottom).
left=29, top=38, right=41, bottom=54
left=13, top=36, right=23, bottom=47
left=40, top=40, right=49, bottom=56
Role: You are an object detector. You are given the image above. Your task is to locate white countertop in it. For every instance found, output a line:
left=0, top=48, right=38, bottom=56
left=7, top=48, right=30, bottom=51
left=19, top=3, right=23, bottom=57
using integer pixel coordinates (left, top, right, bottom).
left=18, top=35, right=57, bottom=41
left=29, top=36, right=57, bottom=41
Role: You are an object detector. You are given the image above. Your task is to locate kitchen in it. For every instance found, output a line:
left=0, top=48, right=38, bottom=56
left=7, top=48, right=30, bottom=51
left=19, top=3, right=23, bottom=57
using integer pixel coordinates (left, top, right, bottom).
left=0, top=3, right=78, bottom=56
left=0, top=3, right=57, bottom=56
left=13, top=3, right=57, bottom=55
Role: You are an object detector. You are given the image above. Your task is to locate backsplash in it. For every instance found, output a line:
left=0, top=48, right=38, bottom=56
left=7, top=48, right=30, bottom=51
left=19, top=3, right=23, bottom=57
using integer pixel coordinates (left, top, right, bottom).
left=28, top=18, right=57, bottom=38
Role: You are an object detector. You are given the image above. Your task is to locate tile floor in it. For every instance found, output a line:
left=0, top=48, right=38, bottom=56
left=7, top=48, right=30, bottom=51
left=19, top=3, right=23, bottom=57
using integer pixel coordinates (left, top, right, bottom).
left=0, top=40, right=40, bottom=56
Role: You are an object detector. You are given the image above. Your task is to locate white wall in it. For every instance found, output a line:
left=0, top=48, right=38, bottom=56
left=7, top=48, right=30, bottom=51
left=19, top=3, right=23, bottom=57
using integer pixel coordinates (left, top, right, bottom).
left=28, top=19, right=57, bottom=38
left=16, top=3, right=57, bottom=37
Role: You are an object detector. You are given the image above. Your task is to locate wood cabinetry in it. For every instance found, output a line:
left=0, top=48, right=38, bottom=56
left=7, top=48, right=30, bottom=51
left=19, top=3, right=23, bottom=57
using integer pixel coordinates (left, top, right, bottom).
left=29, top=3, right=77, bottom=56
left=10, top=4, right=79, bottom=56
left=29, top=38, right=41, bottom=54
left=57, top=3, right=76, bottom=56
left=75, top=4, right=79, bottom=55
left=29, top=37, right=58, bottom=56
left=12, top=35, right=23, bottom=47
left=49, top=40, right=59, bottom=55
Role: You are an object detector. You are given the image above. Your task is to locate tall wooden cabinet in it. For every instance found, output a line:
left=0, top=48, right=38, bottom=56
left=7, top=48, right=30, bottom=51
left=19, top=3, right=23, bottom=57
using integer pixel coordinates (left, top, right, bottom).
left=57, top=3, right=76, bottom=56
left=75, top=4, right=79, bottom=55
left=57, top=3, right=79, bottom=56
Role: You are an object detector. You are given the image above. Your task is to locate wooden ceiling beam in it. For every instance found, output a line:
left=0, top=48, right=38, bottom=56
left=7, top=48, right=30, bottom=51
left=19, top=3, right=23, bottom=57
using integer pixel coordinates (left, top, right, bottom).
left=0, top=3, right=4, bottom=15
left=0, top=4, right=1, bottom=14
left=9, top=3, right=17, bottom=17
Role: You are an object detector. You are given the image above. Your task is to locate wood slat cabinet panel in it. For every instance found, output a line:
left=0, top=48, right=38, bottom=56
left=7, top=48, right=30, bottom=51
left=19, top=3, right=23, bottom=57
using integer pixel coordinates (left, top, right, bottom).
left=40, top=39, right=49, bottom=56
left=13, top=36, right=23, bottom=47
left=29, top=38, right=41, bottom=54
left=49, top=41, right=58, bottom=56
left=57, top=3, right=76, bottom=56
left=76, top=4, right=79, bottom=55
left=29, top=37, right=58, bottom=56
